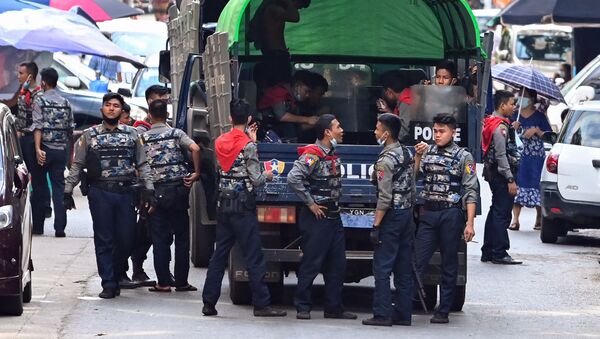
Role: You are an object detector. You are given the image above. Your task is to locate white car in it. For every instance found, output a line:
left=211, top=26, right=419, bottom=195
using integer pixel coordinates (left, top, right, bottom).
left=540, top=101, right=600, bottom=243
left=547, top=54, right=600, bottom=132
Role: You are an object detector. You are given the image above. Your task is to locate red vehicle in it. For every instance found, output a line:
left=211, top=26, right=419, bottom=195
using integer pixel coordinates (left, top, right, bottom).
left=0, top=104, right=33, bottom=316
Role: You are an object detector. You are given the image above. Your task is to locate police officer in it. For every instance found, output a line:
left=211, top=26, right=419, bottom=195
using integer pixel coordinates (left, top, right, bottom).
left=141, top=99, right=201, bottom=292
left=287, top=114, right=357, bottom=321
left=15, top=62, right=52, bottom=234
left=202, top=99, right=286, bottom=317
left=362, top=114, right=415, bottom=327
left=32, top=67, right=73, bottom=238
left=413, top=113, right=479, bottom=324
left=481, top=90, right=522, bottom=265
left=64, top=93, right=155, bottom=299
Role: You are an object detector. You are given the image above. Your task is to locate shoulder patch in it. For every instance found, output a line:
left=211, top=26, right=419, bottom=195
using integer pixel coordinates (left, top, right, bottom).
left=465, top=161, right=476, bottom=175
left=305, top=154, right=319, bottom=167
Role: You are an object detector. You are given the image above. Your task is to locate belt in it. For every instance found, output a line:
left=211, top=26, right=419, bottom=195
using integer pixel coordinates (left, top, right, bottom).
left=90, top=181, right=135, bottom=193
left=423, top=201, right=461, bottom=211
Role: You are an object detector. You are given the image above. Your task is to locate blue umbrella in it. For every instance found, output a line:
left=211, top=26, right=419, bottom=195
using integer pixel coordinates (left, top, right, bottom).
left=0, top=0, right=46, bottom=12
left=491, top=64, right=565, bottom=103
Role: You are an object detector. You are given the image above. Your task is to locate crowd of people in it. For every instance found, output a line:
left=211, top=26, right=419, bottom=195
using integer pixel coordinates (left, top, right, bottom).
left=0, top=53, right=554, bottom=326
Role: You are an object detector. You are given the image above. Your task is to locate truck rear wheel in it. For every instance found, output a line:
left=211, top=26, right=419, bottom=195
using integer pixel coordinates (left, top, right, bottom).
left=540, top=217, right=560, bottom=244
left=190, top=182, right=216, bottom=267
left=423, top=285, right=437, bottom=312
left=450, top=285, right=465, bottom=312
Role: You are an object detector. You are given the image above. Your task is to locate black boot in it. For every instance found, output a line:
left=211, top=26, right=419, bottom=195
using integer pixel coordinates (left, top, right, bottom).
left=362, top=317, right=393, bottom=327
left=202, top=304, right=218, bottom=316
left=253, top=306, right=287, bottom=317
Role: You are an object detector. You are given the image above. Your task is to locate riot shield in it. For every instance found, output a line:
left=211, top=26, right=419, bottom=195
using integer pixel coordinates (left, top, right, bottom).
left=408, top=85, right=468, bottom=147
left=203, top=32, right=232, bottom=138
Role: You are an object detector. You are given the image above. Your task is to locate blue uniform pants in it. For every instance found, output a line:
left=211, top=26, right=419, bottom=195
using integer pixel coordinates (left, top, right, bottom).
left=372, top=208, right=414, bottom=321
left=482, top=176, right=511, bottom=259
left=415, top=207, right=464, bottom=315
left=149, top=205, right=190, bottom=286
left=88, top=186, right=136, bottom=290
left=20, top=134, right=50, bottom=233
left=294, top=208, right=346, bottom=314
left=202, top=209, right=270, bottom=308
left=32, top=146, right=67, bottom=233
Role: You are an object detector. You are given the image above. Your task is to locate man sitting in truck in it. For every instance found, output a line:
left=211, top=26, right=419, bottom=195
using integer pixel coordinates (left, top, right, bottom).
left=257, top=71, right=319, bottom=142
left=376, top=70, right=411, bottom=143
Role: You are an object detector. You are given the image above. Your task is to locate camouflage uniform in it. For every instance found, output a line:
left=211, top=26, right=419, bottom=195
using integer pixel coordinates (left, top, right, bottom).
left=482, top=112, right=520, bottom=263
left=203, top=134, right=273, bottom=309
left=65, top=123, right=153, bottom=292
left=370, top=141, right=415, bottom=322
left=17, top=86, right=49, bottom=234
left=287, top=139, right=347, bottom=315
left=31, top=88, right=73, bottom=235
left=415, top=142, right=479, bottom=316
left=140, top=123, right=195, bottom=287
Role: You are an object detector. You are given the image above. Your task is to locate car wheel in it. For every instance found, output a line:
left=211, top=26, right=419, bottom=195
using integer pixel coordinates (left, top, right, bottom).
left=23, top=279, right=32, bottom=304
left=540, top=217, right=560, bottom=243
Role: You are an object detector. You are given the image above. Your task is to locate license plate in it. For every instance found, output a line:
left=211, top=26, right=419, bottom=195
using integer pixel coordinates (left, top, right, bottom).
left=340, top=208, right=375, bottom=229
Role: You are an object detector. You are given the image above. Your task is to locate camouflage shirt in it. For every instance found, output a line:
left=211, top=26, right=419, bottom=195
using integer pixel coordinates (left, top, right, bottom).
left=141, top=123, right=194, bottom=184
left=218, top=142, right=267, bottom=194
left=484, top=113, right=520, bottom=180
left=372, top=141, right=414, bottom=211
left=16, top=87, right=41, bottom=133
left=65, top=123, right=153, bottom=194
left=31, top=89, right=74, bottom=150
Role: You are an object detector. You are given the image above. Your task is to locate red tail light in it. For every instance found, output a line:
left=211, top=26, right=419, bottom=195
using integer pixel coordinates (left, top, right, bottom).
left=546, top=153, right=559, bottom=174
left=257, top=206, right=296, bottom=224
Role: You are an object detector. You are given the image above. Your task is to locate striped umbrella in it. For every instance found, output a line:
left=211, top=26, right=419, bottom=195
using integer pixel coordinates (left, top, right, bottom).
left=28, top=0, right=142, bottom=22
left=492, top=64, right=565, bottom=103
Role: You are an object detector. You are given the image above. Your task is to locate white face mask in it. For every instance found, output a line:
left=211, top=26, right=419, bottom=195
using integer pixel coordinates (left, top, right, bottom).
left=518, top=97, right=530, bottom=108
left=377, top=133, right=388, bottom=146
left=330, top=137, right=338, bottom=148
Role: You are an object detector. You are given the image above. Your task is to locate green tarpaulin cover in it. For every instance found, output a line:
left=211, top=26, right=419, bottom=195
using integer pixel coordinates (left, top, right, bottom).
left=217, top=0, right=483, bottom=62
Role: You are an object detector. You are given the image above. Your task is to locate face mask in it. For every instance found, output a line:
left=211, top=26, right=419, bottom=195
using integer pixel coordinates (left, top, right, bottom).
left=518, top=97, right=530, bottom=108
left=294, top=92, right=303, bottom=102
left=102, top=114, right=120, bottom=126
left=22, top=80, right=30, bottom=90
left=377, top=133, right=388, bottom=146
left=330, top=137, right=338, bottom=148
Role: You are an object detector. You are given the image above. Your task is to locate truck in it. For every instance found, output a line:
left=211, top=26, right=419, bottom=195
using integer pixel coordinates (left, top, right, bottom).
left=162, top=0, right=492, bottom=311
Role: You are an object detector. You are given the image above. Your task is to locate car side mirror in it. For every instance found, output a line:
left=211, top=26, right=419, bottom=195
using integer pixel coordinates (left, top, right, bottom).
left=64, top=76, right=81, bottom=89
left=571, top=86, right=595, bottom=105
left=159, top=50, right=171, bottom=83
left=117, top=88, right=132, bottom=98
left=542, top=131, right=558, bottom=145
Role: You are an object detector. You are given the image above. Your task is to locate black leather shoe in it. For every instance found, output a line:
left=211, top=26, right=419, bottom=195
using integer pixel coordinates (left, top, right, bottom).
left=254, top=306, right=287, bottom=317
left=362, top=317, right=393, bottom=326
left=132, top=271, right=156, bottom=287
left=491, top=256, right=523, bottom=265
left=202, top=304, right=218, bottom=316
left=119, top=276, right=140, bottom=289
left=480, top=255, right=492, bottom=262
left=98, top=288, right=118, bottom=299
left=296, top=311, right=311, bottom=320
left=430, top=312, right=449, bottom=324
left=55, top=230, right=66, bottom=238
left=324, top=311, right=357, bottom=320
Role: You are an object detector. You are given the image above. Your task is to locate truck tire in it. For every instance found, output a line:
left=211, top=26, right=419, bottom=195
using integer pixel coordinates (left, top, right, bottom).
left=423, top=285, right=437, bottom=312
left=228, top=279, right=252, bottom=305
left=450, top=285, right=465, bottom=312
left=23, top=280, right=32, bottom=303
left=190, top=182, right=216, bottom=267
left=540, top=217, right=560, bottom=244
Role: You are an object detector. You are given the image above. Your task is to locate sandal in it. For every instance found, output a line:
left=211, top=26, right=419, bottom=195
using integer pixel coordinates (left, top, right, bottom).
left=175, top=284, right=198, bottom=292
left=148, top=285, right=172, bottom=292
left=509, top=222, right=520, bottom=231
left=533, top=223, right=541, bottom=231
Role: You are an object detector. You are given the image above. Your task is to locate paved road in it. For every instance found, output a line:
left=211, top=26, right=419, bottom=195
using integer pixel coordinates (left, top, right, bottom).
left=2, top=168, right=600, bottom=338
